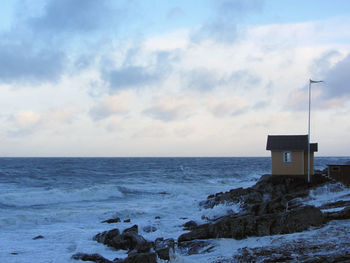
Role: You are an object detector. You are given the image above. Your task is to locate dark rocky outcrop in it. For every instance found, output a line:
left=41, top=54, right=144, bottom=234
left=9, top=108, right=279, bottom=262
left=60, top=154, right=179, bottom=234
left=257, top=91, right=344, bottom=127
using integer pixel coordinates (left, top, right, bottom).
left=32, top=235, right=44, bottom=240
left=324, top=207, right=350, bottom=221
left=178, top=240, right=215, bottom=255
left=182, top=220, right=198, bottom=231
left=179, top=175, right=331, bottom=244
left=231, top=238, right=350, bottom=263
left=154, top=238, right=175, bottom=260
left=102, top=217, right=121, bottom=224
left=93, top=225, right=152, bottom=252
left=179, top=205, right=324, bottom=242
left=142, top=225, right=157, bottom=233
left=202, top=174, right=330, bottom=210
left=71, top=253, right=115, bottom=263
left=89, top=225, right=174, bottom=262
left=319, top=200, right=350, bottom=210
left=123, top=252, right=157, bottom=263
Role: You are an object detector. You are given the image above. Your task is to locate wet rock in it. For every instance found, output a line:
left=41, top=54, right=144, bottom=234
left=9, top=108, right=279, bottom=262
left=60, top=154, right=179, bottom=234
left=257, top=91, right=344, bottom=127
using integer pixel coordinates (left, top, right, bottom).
left=203, top=175, right=330, bottom=210
left=231, top=237, right=350, bottom=263
left=123, top=252, right=157, bottom=263
left=93, top=228, right=120, bottom=245
left=178, top=206, right=324, bottom=242
left=32, top=235, right=44, bottom=240
left=102, top=217, right=121, bottom=224
left=154, top=238, right=175, bottom=260
left=178, top=240, right=215, bottom=255
left=142, top=225, right=157, bottom=233
left=124, top=219, right=131, bottom=223
left=72, top=253, right=114, bottom=263
left=325, top=207, right=350, bottom=221
left=183, top=220, right=198, bottom=231
left=319, top=200, right=350, bottom=210
left=94, top=226, right=152, bottom=252
left=123, top=225, right=138, bottom=234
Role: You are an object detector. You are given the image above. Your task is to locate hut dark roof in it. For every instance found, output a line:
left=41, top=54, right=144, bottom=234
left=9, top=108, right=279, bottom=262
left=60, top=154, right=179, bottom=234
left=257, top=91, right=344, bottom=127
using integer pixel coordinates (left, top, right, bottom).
left=266, top=135, right=318, bottom=152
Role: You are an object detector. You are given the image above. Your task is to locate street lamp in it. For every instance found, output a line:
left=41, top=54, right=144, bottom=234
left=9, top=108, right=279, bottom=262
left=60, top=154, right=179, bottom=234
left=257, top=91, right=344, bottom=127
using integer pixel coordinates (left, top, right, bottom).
left=308, top=79, right=323, bottom=183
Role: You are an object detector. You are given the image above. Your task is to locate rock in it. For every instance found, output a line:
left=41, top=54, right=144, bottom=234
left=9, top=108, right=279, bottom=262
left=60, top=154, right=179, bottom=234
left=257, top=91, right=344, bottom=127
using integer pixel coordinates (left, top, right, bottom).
left=231, top=236, right=350, bottom=263
left=154, top=238, right=175, bottom=260
left=183, top=220, right=198, bottom=231
left=32, top=235, right=44, bottom=240
left=124, top=219, right=131, bottom=223
left=102, top=217, right=121, bottom=224
left=71, top=253, right=114, bottom=263
left=178, top=240, right=215, bottom=255
left=93, top=228, right=120, bottom=245
left=93, top=226, right=152, bottom=252
left=123, top=225, right=138, bottom=234
left=319, top=200, right=350, bottom=210
left=202, top=175, right=330, bottom=210
left=325, top=207, right=350, bottom=221
left=142, top=225, right=157, bottom=233
left=123, top=252, right=157, bottom=263
left=154, top=216, right=160, bottom=219
left=178, top=206, right=324, bottom=242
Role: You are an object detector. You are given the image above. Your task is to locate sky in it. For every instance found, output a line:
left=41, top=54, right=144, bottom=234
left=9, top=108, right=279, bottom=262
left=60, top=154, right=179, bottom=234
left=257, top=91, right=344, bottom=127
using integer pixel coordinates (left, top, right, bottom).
left=0, top=0, right=350, bottom=157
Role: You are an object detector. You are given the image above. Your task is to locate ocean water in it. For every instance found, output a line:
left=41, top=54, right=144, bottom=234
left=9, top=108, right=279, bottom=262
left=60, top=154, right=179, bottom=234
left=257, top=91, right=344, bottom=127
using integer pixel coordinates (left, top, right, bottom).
left=0, top=157, right=349, bottom=263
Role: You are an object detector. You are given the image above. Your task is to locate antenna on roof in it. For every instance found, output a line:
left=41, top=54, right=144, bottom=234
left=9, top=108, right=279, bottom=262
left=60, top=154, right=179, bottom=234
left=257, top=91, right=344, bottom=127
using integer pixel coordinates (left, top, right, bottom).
left=308, top=79, right=323, bottom=183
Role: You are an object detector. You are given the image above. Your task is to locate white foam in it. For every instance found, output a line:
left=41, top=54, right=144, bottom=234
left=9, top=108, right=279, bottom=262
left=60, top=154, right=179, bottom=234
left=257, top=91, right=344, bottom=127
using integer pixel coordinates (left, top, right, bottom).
left=304, top=182, right=350, bottom=207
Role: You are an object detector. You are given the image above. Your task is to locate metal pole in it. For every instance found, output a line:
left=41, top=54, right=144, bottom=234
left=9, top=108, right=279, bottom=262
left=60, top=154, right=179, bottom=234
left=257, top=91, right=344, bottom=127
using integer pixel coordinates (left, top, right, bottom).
left=308, top=80, right=311, bottom=183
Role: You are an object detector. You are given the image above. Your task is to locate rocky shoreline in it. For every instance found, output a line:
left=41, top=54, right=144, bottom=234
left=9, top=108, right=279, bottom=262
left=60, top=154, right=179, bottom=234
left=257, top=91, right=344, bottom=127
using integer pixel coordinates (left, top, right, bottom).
left=72, top=174, right=350, bottom=263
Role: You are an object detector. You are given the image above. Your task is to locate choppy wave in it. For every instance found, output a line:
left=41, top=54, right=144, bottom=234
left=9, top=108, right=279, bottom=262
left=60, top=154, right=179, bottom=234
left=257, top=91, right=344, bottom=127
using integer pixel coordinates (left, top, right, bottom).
left=0, top=184, right=124, bottom=207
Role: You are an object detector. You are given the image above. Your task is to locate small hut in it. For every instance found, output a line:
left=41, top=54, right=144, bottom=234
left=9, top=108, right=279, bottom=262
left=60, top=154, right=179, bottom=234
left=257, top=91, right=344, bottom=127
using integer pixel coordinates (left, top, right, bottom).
left=266, top=135, right=318, bottom=176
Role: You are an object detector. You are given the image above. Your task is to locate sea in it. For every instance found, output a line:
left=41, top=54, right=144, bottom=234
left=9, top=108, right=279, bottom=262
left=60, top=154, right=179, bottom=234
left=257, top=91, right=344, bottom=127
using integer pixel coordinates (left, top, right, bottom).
left=0, top=157, right=349, bottom=263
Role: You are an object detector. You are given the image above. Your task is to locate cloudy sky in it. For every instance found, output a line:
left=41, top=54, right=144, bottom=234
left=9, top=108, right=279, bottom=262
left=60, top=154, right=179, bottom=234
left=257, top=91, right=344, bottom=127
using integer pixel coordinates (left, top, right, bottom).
left=1, top=0, right=349, bottom=157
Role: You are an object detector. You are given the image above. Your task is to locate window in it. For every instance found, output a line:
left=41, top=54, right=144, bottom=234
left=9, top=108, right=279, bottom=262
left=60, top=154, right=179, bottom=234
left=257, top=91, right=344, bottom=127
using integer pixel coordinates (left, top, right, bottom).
left=283, top=151, right=292, bottom=163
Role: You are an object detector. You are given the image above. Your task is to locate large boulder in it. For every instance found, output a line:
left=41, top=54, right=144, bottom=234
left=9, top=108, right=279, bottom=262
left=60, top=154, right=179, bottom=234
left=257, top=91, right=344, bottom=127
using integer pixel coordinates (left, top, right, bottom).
left=93, top=225, right=152, bottom=252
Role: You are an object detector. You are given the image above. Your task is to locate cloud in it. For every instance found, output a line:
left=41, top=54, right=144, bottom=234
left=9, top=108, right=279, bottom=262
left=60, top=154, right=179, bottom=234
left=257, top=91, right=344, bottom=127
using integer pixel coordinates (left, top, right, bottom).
left=322, top=54, right=350, bottom=99
left=10, top=110, right=42, bottom=135
left=191, top=0, right=264, bottom=43
left=133, top=123, right=169, bottom=139
left=207, top=97, right=249, bottom=117
left=143, top=96, right=194, bottom=122
left=228, top=70, right=261, bottom=87
left=28, top=0, right=119, bottom=35
left=185, top=68, right=260, bottom=91
left=252, top=100, right=269, bottom=110
left=0, top=0, right=123, bottom=84
left=7, top=107, right=77, bottom=136
left=0, top=43, right=65, bottom=84
left=186, top=68, right=224, bottom=91
left=102, top=51, right=175, bottom=91
left=104, top=66, right=161, bottom=90
left=89, top=94, right=130, bottom=121
left=310, top=50, right=341, bottom=76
